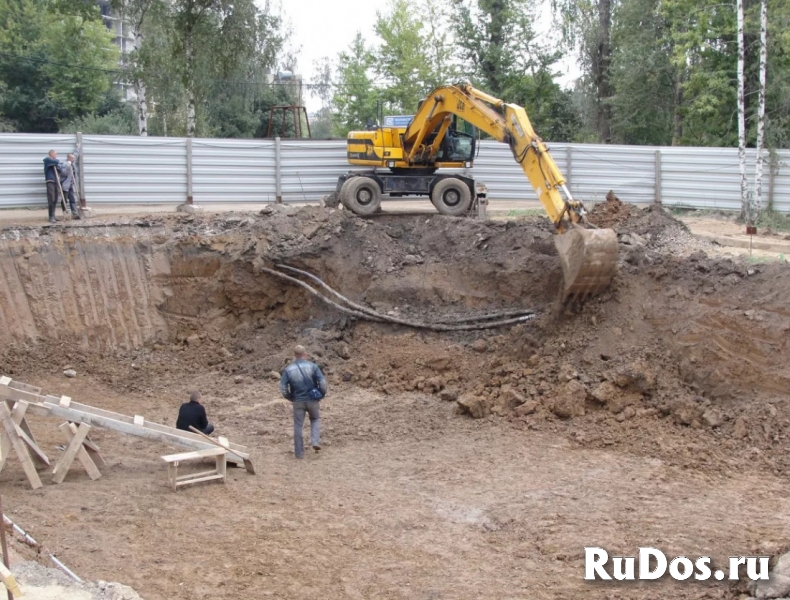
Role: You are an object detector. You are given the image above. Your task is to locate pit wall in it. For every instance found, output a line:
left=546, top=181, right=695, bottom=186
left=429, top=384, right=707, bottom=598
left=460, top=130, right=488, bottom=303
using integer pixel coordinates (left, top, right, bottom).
left=0, top=233, right=328, bottom=352
left=0, top=237, right=171, bottom=350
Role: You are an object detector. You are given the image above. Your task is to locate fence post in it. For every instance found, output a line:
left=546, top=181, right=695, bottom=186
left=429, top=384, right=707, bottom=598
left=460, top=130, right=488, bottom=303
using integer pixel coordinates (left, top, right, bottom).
left=76, top=131, right=92, bottom=218
left=275, top=136, right=282, bottom=204
left=566, top=145, right=572, bottom=187
left=177, top=137, right=202, bottom=213
left=186, top=137, right=193, bottom=204
left=768, top=149, right=777, bottom=212
left=654, top=150, right=662, bottom=205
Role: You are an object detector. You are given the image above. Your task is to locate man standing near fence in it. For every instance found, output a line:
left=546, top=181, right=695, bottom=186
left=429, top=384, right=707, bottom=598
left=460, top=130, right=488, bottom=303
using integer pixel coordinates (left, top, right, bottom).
left=43, top=150, right=61, bottom=223
left=59, top=149, right=81, bottom=220
left=43, top=145, right=80, bottom=223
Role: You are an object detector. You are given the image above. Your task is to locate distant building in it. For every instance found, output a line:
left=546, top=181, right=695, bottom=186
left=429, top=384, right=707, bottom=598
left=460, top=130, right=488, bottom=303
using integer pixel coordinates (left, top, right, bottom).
left=96, top=0, right=136, bottom=100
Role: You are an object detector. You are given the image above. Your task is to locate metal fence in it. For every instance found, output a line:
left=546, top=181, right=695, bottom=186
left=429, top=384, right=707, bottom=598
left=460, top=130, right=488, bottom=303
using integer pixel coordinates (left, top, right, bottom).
left=0, top=133, right=788, bottom=214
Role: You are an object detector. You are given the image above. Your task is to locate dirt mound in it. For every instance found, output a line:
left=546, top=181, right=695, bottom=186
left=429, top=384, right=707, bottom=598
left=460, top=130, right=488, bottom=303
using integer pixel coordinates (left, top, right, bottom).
left=1, top=202, right=789, bottom=476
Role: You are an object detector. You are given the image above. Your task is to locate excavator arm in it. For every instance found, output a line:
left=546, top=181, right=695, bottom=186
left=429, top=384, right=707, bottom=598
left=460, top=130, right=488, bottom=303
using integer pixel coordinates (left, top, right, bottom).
left=402, top=84, right=618, bottom=299
left=404, top=84, right=581, bottom=232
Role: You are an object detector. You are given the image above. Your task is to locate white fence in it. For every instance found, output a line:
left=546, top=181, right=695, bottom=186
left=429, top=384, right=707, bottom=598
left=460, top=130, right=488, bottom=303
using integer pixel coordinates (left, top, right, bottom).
left=0, top=133, right=787, bottom=213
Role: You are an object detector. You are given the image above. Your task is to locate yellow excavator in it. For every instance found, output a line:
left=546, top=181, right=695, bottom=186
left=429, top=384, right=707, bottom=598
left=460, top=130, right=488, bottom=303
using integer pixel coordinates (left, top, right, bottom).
left=327, top=83, right=618, bottom=300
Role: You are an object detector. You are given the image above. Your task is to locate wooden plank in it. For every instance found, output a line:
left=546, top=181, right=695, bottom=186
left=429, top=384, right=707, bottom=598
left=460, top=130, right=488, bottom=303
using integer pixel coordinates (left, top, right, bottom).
left=60, top=423, right=101, bottom=481
left=51, top=422, right=90, bottom=484
left=12, top=401, right=48, bottom=468
left=161, top=447, right=226, bottom=462
left=175, top=473, right=225, bottom=487
left=175, top=469, right=221, bottom=481
left=0, top=383, right=44, bottom=404
left=72, top=425, right=107, bottom=470
left=0, top=400, right=25, bottom=471
left=190, top=426, right=255, bottom=474
left=0, top=403, right=42, bottom=489
left=9, top=379, right=41, bottom=395
left=42, top=402, right=247, bottom=465
left=13, top=421, right=49, bottom=467
left=57, top=399, right=248, bottom=454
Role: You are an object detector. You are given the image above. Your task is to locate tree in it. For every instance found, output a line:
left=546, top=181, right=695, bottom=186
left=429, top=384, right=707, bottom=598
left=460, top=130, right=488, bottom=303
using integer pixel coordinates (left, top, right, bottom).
left=111, top=0, right=164, bottom=135
left=0, top=0, right=118, bottom=132
left=609, top=0, right=675, bottom=145
left=737, top=0, right=748, bottom=220
left=754, top=0, right=768, bottom=218
left=552, top=0, right=614, bottom=142
left=453, top=0, right=579, bottom=140
left=332, top=33, right=379, bottom=135
left=374, top=0, right=432, bottom=113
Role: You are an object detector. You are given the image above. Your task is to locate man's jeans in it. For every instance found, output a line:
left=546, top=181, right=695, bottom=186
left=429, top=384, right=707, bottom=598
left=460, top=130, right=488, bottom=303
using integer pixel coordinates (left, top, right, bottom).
left=292, top=400, right=320, bottom=458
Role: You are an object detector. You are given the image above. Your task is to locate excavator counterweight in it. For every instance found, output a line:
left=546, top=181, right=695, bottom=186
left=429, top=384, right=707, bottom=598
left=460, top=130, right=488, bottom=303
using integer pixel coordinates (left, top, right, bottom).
left=332, top=84, right=619, bottom=300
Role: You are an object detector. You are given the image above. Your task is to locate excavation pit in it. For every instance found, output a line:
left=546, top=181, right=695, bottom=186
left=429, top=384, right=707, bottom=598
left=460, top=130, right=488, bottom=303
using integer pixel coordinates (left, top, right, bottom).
left=0, top=203, right=788, bottom=599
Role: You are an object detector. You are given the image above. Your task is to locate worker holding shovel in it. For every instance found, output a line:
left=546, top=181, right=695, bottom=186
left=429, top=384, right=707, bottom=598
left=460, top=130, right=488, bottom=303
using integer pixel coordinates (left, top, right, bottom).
left=43, top=150, right=63, bottom=223
left=42, top=145, right=80, bottom=223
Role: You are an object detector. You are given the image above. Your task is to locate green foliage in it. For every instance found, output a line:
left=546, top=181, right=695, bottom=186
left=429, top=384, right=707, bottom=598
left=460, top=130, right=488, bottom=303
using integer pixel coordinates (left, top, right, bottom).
left=374, top=0, right=432, bottom=113
left=0, top=0, right=119, bottom=132
left=332, top=33, right=379, bottom=136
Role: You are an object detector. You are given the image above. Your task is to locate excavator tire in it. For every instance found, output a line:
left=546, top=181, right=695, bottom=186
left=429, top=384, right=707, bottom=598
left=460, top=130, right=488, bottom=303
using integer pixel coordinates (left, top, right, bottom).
left=554, top=227, right=618, bottom=301
left=431, top=178, right=473, bottom=217
left=340, top=177, right=382, bottom=216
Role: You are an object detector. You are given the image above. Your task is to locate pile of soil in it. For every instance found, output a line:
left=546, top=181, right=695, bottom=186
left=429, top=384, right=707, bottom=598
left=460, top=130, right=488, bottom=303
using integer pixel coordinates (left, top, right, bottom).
left=1, top=202, right=788, bottom=476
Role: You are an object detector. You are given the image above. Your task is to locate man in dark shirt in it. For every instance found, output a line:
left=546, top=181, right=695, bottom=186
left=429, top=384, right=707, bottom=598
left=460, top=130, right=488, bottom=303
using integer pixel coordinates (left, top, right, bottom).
left=176, top=391, right=214, bottom=435
left=43, top=150, right=62, bottom=224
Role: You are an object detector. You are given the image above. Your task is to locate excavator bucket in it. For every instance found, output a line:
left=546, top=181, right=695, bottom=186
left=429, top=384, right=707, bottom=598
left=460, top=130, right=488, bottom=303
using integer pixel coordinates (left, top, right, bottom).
left=554, top=227, right=619, bottom=301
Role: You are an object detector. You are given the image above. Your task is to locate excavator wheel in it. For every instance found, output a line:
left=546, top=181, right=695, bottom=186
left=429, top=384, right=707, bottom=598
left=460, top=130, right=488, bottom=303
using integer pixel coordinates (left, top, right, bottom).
left=431, top=178, right=473, bottom=216
left=340, top=177, right=382, bottom=216
left=554, top=227, right=618, bottom=301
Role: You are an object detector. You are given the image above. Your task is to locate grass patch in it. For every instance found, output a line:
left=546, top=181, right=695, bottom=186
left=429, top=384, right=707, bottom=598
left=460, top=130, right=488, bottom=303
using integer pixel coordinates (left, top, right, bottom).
left=506, top=208, right=545, bottom=217
left=756, top=211, right=790, bottom=232
left=746, top=253, right=788, bottom=264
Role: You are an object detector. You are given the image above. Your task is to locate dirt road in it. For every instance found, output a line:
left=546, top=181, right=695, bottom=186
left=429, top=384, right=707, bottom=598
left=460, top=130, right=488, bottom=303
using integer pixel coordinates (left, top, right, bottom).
left=0, top=372, right=785, bottom=600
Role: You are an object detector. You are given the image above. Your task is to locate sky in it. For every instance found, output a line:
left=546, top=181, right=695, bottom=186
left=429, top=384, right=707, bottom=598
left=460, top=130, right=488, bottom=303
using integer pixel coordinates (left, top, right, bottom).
left=272, top=0, right=579, bottom=113
left=276, top=0, right=389, bottom=111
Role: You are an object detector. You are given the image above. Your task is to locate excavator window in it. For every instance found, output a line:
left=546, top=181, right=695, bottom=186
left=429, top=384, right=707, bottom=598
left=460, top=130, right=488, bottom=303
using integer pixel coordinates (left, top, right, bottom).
left=439, top=116, right=476, bottom=162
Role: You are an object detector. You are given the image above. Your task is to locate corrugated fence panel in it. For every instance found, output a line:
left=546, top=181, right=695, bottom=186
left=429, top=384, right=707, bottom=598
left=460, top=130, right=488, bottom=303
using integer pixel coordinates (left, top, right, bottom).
left=192, top=138, right=276, bottom=203
left=771, top=150, right=790, bottom=214
left=0, top=133, right=787, bottom=213
left=280, top=140, right=349, bottom=202
left=84, top=135, right=187, bottom=204
left=569, top=145, right=657, bottom=205
left=661, top=147, right=753, bottom=210
left=0, top=134, right=77, bottom=208
left=472, top=141, right=569, bottom=200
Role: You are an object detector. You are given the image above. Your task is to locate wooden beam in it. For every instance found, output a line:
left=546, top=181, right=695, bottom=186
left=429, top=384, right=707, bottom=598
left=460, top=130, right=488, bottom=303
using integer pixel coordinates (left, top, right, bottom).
left=42, top=402, right=247, bottom=466
left=54, top=422, right=101, bottom=482
left=52, top=422, right=92, bottom=484
left=190, top=426, right=255, bottom=475
left=13, top=421, right=49, bottom=467
left=161, top=447, right=226, bottom=462
left=0, top=403, right=42, bottom=489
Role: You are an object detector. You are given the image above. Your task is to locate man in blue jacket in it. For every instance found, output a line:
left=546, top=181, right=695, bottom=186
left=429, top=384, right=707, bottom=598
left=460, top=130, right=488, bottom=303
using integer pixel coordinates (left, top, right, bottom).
left=280, top=345, right=328, bottom=458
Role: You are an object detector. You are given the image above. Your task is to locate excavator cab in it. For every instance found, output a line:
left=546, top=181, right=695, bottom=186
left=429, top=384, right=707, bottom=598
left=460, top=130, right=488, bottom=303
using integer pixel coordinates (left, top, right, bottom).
left=437, top=118, right=476, bottom=163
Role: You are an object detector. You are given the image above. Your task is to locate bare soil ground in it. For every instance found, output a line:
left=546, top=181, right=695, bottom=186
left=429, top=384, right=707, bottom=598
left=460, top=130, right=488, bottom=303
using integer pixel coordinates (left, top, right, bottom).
left=0, top=198, right=788, bottom=599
